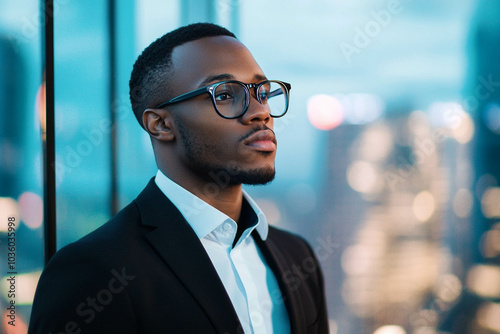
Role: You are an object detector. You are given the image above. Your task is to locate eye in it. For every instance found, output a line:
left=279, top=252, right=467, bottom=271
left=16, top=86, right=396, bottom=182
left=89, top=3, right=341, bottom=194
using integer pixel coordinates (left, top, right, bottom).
left=215, top=91, right=234, bottom=101
left=258, top=91, right=269, bottom=101
left=257, top=82, right=272, bottom=102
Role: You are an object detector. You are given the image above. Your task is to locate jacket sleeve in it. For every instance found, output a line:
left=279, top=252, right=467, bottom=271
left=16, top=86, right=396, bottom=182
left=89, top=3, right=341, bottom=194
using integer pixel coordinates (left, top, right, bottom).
left=28, top=242, right=138, bottom=334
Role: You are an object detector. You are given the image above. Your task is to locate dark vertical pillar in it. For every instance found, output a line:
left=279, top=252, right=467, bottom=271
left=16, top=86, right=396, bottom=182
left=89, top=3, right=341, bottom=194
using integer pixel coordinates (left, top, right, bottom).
left=109, top=0, right=118, bottom=215
left=42, top=0, right=56, bottom=263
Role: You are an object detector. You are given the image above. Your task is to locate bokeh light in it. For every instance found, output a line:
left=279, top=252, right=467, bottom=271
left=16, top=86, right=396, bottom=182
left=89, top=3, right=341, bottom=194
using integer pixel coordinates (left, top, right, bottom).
left=340, top=93, right=385, bottom=125
left=481, top=223, right=500, bottom=258
left=477, top=302, right=500, bottom=332
left=408, top=110, right=430, bottom=136
left=450, top=112, right=474, bottom=144
left=410, top=309, right=439, bottom=331
left=329, top=319, right=338, bottom=334
left=36, top=81, right=46, bottom=135
left=412, top=191, right=436, bottom=222
left=0, top=271, right=41, bottom=305
left=413, top=327, right=438, bottom=334
left=373, top=325, right=406, bottom=334
left=347, top=160, right=382, bottom=194
left=18, top=191, right=44, bottom=229
left=307, top=94, right=343, bottom=131
left=467, top=264, right=500, bottom=298
left=341, top=277, right=378, bottom=318
left=2, top=310, right=28, bottom=333
left=427, top=102, right=465, bottom=128
left=341, top=244, right=372, bottom=276
left=481, top=187, right=500, bottom=218
left=358, top=123, right=393, bottom=162
left=426, top=102, right=474, bottom=143
left=0, top=197, right=19, bottom=232
left=434, top=274, right=462, bottom=304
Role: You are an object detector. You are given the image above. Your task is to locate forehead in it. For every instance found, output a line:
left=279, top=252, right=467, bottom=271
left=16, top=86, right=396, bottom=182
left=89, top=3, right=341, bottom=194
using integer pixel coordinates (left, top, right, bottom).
left=169, top=36, right=265, bottom=90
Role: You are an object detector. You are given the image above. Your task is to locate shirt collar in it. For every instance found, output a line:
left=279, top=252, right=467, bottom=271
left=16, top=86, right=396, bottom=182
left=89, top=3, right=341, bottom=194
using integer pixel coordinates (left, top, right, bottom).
left=154, top=170, right=268, bottom=241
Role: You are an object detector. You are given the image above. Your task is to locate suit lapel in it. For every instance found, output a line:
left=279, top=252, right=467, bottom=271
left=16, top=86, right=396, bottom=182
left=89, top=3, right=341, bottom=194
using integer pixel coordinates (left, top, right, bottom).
left=253, top=230, right=306, bottom=334
left=135, top=179, right=242, bottom=333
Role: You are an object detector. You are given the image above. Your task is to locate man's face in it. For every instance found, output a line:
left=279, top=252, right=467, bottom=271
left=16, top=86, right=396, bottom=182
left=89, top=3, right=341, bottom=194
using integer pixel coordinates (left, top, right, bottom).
left=166, top=36, right=277, bottom=185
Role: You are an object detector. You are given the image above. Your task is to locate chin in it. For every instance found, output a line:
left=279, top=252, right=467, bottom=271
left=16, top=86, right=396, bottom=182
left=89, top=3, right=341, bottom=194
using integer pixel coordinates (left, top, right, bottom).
left=210, top=165, right=276, bottom=186
left=239, top=171, right=276, bottom=185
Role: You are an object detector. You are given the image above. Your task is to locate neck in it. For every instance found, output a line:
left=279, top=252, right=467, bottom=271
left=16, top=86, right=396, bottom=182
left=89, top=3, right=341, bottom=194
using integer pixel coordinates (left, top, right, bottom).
left=160, top=167, right=243, bottom=222
left=192, top=183, right=243, bottom=222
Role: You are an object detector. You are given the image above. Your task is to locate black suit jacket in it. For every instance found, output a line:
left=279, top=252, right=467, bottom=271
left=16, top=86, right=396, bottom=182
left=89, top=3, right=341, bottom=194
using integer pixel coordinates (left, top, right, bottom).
left=29, top=179, right=328, bottom=333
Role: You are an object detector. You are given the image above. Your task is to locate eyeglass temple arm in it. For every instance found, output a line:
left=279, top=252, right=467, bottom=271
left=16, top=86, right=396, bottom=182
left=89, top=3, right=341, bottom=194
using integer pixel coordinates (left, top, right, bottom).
left=156, top=86, right=210, bottom=109
left=268, top=82, right=291, bottom=98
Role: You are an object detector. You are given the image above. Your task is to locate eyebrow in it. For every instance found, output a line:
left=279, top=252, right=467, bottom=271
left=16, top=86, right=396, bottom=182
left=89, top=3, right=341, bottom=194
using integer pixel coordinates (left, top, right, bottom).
left=199, top=74, right=234, bottom=87
left=199, top=73, right=268, bottom=87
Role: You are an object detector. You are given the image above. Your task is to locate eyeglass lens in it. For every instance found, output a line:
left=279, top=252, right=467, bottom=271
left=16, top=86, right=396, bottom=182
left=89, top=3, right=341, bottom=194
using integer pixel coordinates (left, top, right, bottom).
left=213, top=81, right=287, bottom=118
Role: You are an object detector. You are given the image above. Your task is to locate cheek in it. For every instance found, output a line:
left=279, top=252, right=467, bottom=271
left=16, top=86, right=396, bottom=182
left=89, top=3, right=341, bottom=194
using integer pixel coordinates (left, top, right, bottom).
left=173, top=110, right=248, bottom=157
left=189, top=123, right=233, bottom=146
left=181, top=116, right=240, bottom=144
left=177, top=122, right=239, bottom=158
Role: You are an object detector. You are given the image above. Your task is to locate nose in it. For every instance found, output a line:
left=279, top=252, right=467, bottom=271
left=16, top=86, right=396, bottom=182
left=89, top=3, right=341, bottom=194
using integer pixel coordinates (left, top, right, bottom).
left=240, top=95, right=271, bottom=125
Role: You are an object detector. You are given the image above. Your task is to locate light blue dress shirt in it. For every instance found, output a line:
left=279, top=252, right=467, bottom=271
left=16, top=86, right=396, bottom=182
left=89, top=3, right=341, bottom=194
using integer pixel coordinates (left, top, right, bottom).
left=155, top=170, right=290, bottom=333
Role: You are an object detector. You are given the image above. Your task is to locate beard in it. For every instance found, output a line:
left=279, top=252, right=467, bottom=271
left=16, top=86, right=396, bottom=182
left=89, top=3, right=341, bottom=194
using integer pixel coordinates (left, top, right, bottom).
left=176, top=120, right=276, bottom=186
left=206, top=164, right=276, bottom=186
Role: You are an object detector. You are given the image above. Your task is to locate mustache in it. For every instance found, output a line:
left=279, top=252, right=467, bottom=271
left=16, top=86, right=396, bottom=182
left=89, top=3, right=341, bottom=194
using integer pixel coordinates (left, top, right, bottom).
left=239, top=126, right=275, bottom=142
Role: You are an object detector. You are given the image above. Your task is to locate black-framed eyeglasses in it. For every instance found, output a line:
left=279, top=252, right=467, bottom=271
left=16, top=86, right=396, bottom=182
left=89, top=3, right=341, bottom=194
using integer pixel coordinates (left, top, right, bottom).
left=155, top=80, right=291, bottom=119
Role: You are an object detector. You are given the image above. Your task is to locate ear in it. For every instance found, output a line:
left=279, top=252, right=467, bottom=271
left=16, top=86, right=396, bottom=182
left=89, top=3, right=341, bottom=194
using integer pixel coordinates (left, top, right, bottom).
left=142, top=108, right=175, bottom=142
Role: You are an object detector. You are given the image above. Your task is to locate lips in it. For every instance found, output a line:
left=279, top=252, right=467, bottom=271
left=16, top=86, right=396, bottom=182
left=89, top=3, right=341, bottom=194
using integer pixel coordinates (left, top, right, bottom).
left=243, top=130, right=277, bottom=152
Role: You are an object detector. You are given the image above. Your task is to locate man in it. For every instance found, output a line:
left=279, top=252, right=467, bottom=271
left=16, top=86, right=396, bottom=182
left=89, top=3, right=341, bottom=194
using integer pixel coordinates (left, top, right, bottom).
left=29, top=23, right=328, bottom=333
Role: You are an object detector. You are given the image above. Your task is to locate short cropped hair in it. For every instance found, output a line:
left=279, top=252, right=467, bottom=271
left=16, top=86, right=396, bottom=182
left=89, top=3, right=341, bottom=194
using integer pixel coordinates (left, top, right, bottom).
left=129, top=23, right=236, bottom=127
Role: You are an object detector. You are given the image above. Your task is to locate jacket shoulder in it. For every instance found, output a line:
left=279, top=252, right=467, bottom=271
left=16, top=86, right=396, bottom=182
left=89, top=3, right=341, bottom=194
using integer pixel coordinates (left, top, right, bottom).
left=266, top=225, right=317, bottom=258
left=28, top=202, right=142, bottom=333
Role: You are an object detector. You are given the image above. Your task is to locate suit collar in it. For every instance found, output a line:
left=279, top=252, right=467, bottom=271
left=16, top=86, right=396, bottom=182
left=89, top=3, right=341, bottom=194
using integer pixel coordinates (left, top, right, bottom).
left=134, top=179, right=242, bottom=333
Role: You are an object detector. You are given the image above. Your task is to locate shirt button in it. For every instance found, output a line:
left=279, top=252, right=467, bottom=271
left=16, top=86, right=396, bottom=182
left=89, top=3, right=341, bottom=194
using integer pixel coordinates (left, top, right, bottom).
left=223, top=222, right=232, bottom=231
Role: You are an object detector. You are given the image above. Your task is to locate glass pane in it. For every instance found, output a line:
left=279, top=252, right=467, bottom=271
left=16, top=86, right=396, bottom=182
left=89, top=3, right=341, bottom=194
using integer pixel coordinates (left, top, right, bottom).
left=54, top=0, right=111, bottom=247
left=0, top=0, right=44, bottom=329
